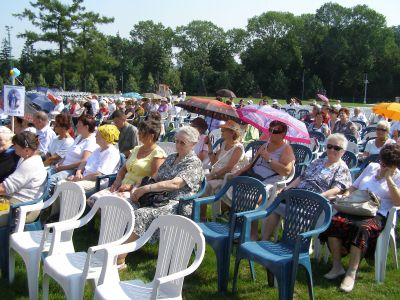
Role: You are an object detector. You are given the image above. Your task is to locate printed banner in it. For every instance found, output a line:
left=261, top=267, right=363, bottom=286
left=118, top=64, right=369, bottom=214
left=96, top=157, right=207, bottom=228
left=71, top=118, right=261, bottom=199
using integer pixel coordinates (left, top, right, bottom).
left=3, top=85, right=25, bottom=117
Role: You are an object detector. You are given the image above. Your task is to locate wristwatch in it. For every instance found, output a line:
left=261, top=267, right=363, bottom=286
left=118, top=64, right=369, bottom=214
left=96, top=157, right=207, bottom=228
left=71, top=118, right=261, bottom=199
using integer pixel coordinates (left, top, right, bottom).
left=267, top=158, right=272, bottom=164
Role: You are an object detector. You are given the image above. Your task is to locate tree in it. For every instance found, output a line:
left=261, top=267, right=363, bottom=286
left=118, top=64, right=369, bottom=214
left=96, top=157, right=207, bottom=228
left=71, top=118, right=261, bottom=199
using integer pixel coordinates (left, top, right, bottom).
left=163, top=69, right=182, bottom=94
left=104, top=75, right=117, bottom=93
left=87, top=74, right=99, bottom=93
left=0, top=35, right=12, bottom=77
left=0, top=76, right=3, bottom=90
left=53, top=74, right=62, bottom=88
left=23, top=73, right=35, bottom=90
left=125, top=75, right=140, bottom=92
left=68, top=73, right=81, bottom=91
left=37, top=74, right=47, bottom=87
left=14, top=0, right=85, bottom=89
left=141, top=73, right=155, bottom=92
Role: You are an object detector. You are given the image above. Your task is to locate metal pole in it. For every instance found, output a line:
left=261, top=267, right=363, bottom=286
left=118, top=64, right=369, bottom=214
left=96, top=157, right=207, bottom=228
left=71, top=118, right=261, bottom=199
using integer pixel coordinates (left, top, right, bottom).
left=363, top=73, right=368, bottom=104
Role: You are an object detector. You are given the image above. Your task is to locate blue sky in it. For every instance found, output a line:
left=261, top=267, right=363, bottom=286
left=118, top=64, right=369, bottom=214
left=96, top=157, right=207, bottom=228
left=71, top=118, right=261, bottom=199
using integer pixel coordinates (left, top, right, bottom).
left=1, top=0, right=399, bottom=58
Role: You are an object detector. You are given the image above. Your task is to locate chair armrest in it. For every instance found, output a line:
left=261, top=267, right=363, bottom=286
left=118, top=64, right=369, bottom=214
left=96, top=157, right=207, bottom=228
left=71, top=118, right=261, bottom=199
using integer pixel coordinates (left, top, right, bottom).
left=95, top=173, right=117, bottom=192
left=192, top=196, right=217, bottom=222
left=14, top=201, right=45, bottom=233
left=45, top=219, right=82, bottom=255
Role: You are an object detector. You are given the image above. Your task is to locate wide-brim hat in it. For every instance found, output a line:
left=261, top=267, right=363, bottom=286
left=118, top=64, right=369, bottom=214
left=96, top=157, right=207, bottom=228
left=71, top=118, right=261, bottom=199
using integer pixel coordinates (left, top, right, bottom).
left=220, top=120, right=241, bottom=135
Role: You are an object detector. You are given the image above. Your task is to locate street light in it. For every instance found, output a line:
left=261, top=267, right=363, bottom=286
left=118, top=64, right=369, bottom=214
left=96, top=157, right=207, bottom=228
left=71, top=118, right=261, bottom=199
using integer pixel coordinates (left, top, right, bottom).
left=363, top=73, right=368, bottom=104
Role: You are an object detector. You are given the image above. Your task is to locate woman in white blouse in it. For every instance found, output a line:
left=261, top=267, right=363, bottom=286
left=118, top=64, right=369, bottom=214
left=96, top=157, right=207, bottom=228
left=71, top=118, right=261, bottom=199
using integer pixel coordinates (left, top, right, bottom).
left=362, top=120, right=395, bottom=159
left=320, top=143, right=400, bottom=292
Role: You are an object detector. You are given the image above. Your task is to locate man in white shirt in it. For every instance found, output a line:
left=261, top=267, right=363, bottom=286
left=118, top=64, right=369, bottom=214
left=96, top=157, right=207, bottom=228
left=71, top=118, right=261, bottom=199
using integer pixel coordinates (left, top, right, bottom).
left=90, top=95, right=99, bottom=116
left=351, top=107, right=368, bottom=124
left=33, top=111, right=56, bottom=157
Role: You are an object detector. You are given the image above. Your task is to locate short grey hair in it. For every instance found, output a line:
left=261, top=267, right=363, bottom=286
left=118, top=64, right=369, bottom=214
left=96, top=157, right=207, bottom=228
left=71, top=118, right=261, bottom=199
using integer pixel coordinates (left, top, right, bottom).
left=327, top=133, right=348, bottom=150
left=377, top=120, right=390, bottom=131
left=0, top=126, right=14, bottom=142
left=176, top=126, right=199, bottom=144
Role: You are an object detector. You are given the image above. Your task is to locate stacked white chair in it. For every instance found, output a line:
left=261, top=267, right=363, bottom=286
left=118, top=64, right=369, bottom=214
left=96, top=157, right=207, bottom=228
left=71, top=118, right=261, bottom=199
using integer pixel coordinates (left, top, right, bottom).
left=42, top=196, right=135, bottom=300
left=157, top=142, right=177, bottom=156
left=9, top=181, right=86, bottom=300
left=94, top=215, right=205, bottom=300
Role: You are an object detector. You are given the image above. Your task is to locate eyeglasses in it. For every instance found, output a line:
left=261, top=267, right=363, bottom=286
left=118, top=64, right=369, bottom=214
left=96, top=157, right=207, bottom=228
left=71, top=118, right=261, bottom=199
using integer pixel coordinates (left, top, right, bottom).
left=269, top=128, right=284, bottom=134
left=175, top=138, right=188, bottom=146
left=326, top=144, right=343, bottom=151
left=376, top=128, right=388, bottom=132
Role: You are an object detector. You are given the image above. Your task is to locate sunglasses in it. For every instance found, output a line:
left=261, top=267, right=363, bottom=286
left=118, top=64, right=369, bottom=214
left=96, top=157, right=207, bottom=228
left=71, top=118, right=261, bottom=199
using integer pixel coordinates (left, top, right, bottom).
left=376, top=128, right=388, bottom=132
left=326, top=144, right=343, bottom=151
left=269, top=128, right=284, bottom=134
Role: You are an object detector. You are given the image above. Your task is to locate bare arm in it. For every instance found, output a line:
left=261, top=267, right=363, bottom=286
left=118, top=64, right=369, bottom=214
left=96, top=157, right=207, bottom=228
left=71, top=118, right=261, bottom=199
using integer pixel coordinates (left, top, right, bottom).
left=57, top=150, right=92, bottom=172
left=271, top=145, right=295, bottom=176
left=150, top=157, right=166, bottom=178
left=130, top=177, right=186, bottom=202
left=285, top=177, right=301, bottom=189
left=321, top=187, right=342, bottom=199
left=43, top=154, right=61, bottom=167
left=209, top=147, right=242, bottom=179
left=0, top=183, right=6, bottom=195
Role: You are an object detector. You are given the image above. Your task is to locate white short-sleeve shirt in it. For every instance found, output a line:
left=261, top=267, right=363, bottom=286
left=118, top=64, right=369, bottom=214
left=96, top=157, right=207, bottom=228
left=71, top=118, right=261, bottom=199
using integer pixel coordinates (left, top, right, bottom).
left=48, top=137, right=74, bottom=158
left=62, top=134, right=98, bottom=166
left=364, top=139, right=395, bottom=155
left=83, top=145, right=120, bottom=176
left=353, top=163, right=400, bottom=216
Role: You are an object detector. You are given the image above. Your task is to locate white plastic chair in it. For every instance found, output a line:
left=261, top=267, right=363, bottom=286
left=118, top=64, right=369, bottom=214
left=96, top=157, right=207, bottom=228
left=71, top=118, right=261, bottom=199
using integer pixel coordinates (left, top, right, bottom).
left=375, top=206, right=399, bottom=283
left=9, top=181, right=86, bottom=300
left=157, top=142, right=177, bottom=156
left=42, top=196, right=135, bottom=300
left=94, top=215, right=205, bottom=300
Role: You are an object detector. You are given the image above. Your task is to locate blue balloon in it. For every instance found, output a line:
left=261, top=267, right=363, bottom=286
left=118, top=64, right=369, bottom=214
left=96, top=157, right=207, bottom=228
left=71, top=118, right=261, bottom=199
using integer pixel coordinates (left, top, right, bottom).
left=10, top=67, right=21, bottom=78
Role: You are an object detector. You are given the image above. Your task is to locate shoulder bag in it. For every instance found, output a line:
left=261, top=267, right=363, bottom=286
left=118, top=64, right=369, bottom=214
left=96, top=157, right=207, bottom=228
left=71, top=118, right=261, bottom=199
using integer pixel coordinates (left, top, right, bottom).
left=137, top=176, right=169, bottom=208
left=333, top=189, right=381, bottom=217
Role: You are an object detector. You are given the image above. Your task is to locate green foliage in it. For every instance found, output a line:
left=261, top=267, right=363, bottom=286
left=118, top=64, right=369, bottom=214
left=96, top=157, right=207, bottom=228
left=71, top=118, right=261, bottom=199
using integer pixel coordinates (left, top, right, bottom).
left=53, top=74, right=62, bottom=88
left=104, top=75, right=118, bottom=93
left=0, top=76, right=3, bottom=90
left=68, top=73, right=81, bottom=91
left=23, top=73, right=34, bottom=90
left=87, top=73, right=99, bottom=93
left=36, top=73, right=47, bottom=87
left=141, top=72, right=155, bottom=92
left=125, top=75, right=140, bottom=92
left=163, top=69, right=182, bottom=94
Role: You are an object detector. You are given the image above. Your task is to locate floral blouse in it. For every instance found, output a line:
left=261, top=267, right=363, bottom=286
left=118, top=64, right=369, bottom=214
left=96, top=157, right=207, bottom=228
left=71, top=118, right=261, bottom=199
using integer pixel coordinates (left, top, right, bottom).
left=297, top=157, right=352, bottom=193
left=156, top=151, right=204, bottom=201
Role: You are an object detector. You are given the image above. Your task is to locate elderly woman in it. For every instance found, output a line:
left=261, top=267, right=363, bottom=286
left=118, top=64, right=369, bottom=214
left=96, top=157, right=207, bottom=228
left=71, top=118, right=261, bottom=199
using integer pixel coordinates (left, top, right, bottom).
left=332, top=108, right=358, bottom=138
left=0, top=127, right=19, bottom=182
left=0, top=132, right=47, bottom=226
left=115, top=126, right=204, bottom=267
left=43, top=113, right=74, bottom=167
left=67, top=124, right=121, bottom=194
left=308, top=111, right=330, bottom=136
left=47, top=114, right=98, bottom=194
left=263, top=133, right=352, bottom=240
left=320, top=144, right=400, bottom=292
left=362, top=120, right=395, bottom=159
left=87, top=120, right=166, bottom=205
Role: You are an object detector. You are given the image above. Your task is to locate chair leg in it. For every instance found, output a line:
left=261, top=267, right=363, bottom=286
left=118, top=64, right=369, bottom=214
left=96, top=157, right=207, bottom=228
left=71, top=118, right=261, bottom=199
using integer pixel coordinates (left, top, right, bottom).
left=375, top=235, right=389, bottom=283
left=215, top=245, right=229, bottom=292
left=232, top=257, right=242, bottom=293
left=302, top=262, right=315, bottom=300
left=248, top=260, right=256, bottom=281
left=25, top=254, right=40, bottom=300
left=42, top=273, right=50, bottom=300
left=8, top=248, right=16, bottom=283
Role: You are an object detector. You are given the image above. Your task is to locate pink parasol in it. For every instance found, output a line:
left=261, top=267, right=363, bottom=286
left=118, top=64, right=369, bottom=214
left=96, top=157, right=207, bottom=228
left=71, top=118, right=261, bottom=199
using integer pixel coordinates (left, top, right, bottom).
left=317, top=94, right=329, bottom=103
left=237, top=105, right=310, bottom=144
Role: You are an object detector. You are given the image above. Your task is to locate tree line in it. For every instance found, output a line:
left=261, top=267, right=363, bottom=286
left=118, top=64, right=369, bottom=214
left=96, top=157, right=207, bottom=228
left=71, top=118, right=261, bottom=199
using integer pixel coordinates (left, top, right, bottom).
left=0, top=0, right=399, bottom=102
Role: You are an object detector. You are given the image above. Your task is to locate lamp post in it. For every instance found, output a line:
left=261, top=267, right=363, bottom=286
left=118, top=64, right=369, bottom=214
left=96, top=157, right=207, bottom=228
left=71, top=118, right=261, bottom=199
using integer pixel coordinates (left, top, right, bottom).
left=363, top=73, right=368, bottom=104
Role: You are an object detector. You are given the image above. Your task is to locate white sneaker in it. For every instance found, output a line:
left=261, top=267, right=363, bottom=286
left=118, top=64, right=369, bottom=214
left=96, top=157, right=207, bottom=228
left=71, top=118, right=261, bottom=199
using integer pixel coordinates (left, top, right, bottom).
left=340, top=275, right=355, bottom=292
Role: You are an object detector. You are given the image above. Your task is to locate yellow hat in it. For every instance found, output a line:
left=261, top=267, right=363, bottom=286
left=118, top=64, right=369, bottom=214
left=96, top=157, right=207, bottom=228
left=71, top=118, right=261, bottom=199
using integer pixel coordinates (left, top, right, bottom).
left=98, top=124, right=120, bottom=144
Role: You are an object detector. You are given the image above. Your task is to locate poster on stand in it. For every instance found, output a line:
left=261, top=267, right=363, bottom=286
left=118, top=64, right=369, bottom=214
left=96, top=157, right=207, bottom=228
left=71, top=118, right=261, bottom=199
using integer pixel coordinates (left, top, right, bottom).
left=3, top=85, right=25, bottom=117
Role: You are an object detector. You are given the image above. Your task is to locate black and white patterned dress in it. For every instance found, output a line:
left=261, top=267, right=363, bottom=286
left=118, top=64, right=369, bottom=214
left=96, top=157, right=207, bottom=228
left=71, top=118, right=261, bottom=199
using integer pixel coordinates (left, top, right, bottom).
left=132, top=151, right=204, bottom=242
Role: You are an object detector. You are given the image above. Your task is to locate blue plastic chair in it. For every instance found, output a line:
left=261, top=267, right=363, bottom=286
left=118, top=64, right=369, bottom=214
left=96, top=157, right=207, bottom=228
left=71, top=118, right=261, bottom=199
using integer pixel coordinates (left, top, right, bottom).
left=353, top=120, right=367, bottom=129
left=286, top=109, right=296, bottom=118
left=0, top=170, right=51, bottom=279
left=344, top=134, right=358, bottom=144
left=178, top=178, right=207, bottom=217
left=291, top=144, right=313, bottom=180
left=352, top=154, right=380, bottom=179
left=308, top=131, right=326, bottom=151
left=192, top=176, right=268, bottom=292
left=212, top=138, right=224, bottom=151
left=361, top=126, right=377, bottom=140
left=162, top=131, right=176, bottom=142
left=232, top=189, right=332, bottom=300
left=297, top=109, right=310, bottom=120
left=244, top=141, right=266, bottom=160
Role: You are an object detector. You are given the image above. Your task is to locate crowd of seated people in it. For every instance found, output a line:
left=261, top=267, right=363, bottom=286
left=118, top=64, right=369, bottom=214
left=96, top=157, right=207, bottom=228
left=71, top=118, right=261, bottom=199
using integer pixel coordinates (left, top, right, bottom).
left=2, top=96, right=400, bottom=296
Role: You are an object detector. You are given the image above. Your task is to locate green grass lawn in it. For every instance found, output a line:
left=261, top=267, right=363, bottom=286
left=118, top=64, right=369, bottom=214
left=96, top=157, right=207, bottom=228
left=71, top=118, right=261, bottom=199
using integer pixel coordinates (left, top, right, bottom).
left=1, top=222, right=400, bottom=300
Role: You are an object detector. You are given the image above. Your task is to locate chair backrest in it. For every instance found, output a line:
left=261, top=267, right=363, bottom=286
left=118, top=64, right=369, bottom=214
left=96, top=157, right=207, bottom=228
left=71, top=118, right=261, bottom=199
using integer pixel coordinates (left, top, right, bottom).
left=353, top=120, right=367, bottom=129
left=341, top=150, right=358, bottom=169
left=361, top=126, right=377, bottom=140
left=215, top=176, right=268, bottom=227
left=277, top=189, right=332, bottom=252
left=152, top=215, right=205, bottom=298
left=162, top=131, right=176, bottom=142
left=212, top=138, right=224, bottom=151
left=157, top=142, right=177, bottom=156
left=291, top=144, right=313, bottom=165
left=308, top=131, right=326, bottom=144
left=344, top=134, right=358, bottom=144
left=286, top=108, right=296, bottom=117
left=297, top=109, right=310, bottom=120
left=244, top=140, right=266, bottom=160
left=55, top=181, right=87, bottom=222
left=82, top=196, right=134, bottom=246
left=346, top=141, right=359, bottom=155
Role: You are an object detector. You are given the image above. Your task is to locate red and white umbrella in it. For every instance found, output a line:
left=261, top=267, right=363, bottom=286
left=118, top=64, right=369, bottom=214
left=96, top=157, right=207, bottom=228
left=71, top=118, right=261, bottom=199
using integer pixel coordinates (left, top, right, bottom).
left=237, top=105, right=310, bottom=143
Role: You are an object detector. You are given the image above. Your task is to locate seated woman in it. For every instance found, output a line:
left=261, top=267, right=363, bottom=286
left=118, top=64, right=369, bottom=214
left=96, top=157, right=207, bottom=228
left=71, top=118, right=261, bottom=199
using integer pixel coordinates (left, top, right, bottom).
left=116, top=126, right=203, bottom=267
left=190, top=117, right=209, bottom=163
left=308, top=111, right=330, bottom=136
left=67, top=124, right=121, bottom=194
left=332, top=108, right=359, bottom=138
left=263, top=133, right=352, bottom=240
left=362, top=120, right=395, bottom=159
left=87, top=120, right=167, bottom=205
left=320, top=143, right=400, bottom=292
left=43, top=113, right=74, bottom=167
left=0, top=127, right=19, bottom=182
left=14, top=117, right=36, bottom=134
left=47, top=114, right=98, bottom=194
left=0, top=132, right=47, bottom=226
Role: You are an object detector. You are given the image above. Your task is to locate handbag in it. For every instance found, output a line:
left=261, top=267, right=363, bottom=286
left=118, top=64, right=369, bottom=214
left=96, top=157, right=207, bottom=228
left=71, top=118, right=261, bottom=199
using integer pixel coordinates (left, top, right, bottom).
left=137, top=176, right=169, bottom=208
left=333, top=189, right=381, bottom=217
